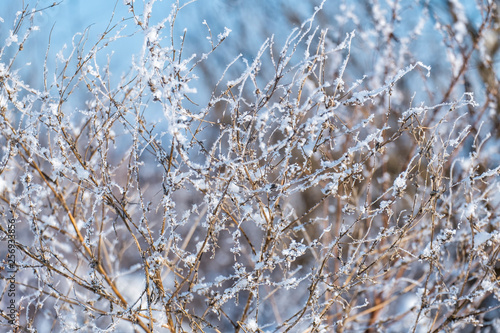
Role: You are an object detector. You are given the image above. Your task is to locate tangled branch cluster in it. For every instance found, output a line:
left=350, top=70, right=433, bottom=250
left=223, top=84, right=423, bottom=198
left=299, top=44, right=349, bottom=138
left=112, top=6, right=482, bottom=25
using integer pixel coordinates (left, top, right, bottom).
left=0, top=0, right=499, bottom=332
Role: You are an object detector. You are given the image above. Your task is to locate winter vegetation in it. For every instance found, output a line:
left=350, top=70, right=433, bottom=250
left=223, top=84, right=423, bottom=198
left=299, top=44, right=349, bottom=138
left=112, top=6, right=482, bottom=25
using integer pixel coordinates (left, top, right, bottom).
left=0, top=0, right=500, bottom=332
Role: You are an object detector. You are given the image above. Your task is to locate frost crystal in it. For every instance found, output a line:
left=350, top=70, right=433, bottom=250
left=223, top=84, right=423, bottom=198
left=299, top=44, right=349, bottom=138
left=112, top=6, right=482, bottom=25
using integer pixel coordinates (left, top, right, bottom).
left=5, top=30, right=18, bottom=47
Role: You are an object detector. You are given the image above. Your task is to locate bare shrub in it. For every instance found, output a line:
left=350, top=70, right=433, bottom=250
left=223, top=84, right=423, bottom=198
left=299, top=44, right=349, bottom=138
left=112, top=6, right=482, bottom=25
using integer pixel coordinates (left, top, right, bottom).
left=0, top=0, right=499, bottom=332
